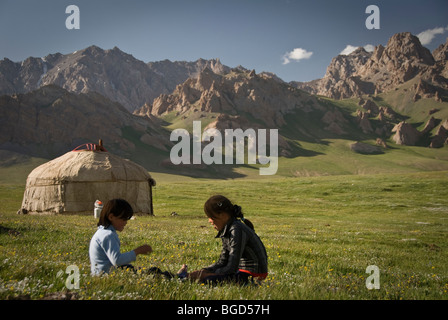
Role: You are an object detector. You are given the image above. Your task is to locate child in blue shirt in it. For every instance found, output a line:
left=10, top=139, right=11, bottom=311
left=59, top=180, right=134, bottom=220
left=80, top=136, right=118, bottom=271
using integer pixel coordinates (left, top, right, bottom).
left=89, top=199, right=152, bottom=275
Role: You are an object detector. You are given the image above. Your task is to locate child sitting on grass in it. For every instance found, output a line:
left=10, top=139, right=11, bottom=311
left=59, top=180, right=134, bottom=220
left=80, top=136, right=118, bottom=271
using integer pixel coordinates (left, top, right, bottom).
left=89, top=198, right=190, bottom=279
left=184, top=195, right=268, bottom=285
left=89, top=198, right=152, bottom=275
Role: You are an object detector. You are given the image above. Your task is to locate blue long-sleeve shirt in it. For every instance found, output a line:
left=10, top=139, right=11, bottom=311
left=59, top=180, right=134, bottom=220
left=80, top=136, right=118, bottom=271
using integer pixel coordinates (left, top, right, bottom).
left=89, top=225, right=136, bottom=275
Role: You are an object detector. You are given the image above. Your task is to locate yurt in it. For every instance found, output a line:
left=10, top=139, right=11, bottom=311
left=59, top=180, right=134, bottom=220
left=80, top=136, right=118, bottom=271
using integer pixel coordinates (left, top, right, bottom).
left=19, top=141, right=156, bottom=215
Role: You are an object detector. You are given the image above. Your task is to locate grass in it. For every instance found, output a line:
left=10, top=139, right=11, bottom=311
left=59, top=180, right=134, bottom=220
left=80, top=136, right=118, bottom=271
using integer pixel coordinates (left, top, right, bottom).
left=1, top=171, right=447, bottom=300
left=376, top=78, right=448, bottom=125
left=277, top=139, right=448, bottom=177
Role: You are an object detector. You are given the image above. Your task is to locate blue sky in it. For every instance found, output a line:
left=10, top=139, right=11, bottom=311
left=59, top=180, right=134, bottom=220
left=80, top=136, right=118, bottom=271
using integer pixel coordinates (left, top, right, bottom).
left=1, top=0, right=447, bottom=82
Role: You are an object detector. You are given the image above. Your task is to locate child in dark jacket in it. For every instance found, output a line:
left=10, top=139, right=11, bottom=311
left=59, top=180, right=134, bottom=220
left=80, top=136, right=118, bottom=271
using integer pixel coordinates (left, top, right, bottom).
left=186, top=195, right=268, bottom=284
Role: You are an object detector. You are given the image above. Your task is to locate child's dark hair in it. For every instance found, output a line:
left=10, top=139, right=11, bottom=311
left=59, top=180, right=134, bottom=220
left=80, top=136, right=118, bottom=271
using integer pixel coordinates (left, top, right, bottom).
left=98, top=199, right=134, bottom=227
left=204, top=195, right=254, bottom=230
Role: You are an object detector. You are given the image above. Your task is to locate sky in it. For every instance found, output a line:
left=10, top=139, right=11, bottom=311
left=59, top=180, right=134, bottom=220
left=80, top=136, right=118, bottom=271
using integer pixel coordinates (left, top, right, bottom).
left=0, top=0, right=447, bottom=83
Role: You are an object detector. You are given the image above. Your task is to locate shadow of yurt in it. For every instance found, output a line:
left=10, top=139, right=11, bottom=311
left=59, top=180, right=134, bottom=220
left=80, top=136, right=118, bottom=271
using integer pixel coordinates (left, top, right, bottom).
left=18, top=140, right=156, bottom=215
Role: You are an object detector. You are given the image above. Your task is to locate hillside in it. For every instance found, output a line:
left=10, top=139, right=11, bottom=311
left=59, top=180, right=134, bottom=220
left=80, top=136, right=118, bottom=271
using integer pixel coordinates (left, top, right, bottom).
left=293, top=32, right=448, bottom=101
left=133, top=65, right=448, bottom=178
left=0, top=46, right=230, bottom=112
left=291, top=32, right=448, bottom=149
left=1, top=32, right=448, bottom=180
left=0, top=85, right=170, bottom=159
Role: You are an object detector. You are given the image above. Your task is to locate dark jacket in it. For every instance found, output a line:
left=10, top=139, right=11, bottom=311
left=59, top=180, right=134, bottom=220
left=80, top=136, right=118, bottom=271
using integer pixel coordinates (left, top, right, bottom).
left=205, top=218, right=268, bottom=275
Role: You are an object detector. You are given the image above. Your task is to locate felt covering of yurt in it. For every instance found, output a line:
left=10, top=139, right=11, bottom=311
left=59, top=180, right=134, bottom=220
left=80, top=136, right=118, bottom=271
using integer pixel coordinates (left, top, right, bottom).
left=19, top=144, right=156, bottom=215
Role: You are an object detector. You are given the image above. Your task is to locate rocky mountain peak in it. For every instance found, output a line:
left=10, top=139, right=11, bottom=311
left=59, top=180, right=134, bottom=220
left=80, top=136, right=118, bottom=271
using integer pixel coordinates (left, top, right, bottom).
left=323, top=47, right=372, bottom=82
left=433, top=37, right=448, bottom=62
left=358, top=32, right=435, bottom=80
left=350, top=47, right=370, bottom=56
left=384, top=32, right=434, bottom=65
left=294, top=32, right=446, bottom=99
left=0, top=46, right=234, bottom=113
left=196, top=58, right=228, bottom=75
left=196, top=67, right=221, bottom=90
left=79, top=45, right=104, bottom=56
left=142, top=67, right=319, bottom=130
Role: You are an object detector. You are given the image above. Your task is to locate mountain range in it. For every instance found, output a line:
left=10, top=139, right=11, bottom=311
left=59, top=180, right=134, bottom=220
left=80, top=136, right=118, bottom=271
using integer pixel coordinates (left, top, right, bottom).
left=1, top=32, right=448, bottom=178
left=293, top=32, right=448, bottom=100
left=0, top=46, right=230, bottom=112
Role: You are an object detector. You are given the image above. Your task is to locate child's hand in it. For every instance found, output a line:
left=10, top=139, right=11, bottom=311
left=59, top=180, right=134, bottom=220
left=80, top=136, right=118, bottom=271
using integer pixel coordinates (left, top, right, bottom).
left=134, top=244, right=152, bottom=255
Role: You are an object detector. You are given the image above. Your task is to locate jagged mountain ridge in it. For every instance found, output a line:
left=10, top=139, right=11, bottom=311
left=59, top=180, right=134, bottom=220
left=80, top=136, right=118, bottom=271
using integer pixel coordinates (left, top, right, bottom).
left=1, top=32, right=448, bottom=178
left=293, top=32, right=448, bottom=100
left=3, top=31, right=446, bottom=112
left=136, top=67, right=320, bottom=128
left=147, top=58, right=231, bottom=88
left=0, top=46, right=230, bottom=112
left=134, top=67, right=385, bottom=157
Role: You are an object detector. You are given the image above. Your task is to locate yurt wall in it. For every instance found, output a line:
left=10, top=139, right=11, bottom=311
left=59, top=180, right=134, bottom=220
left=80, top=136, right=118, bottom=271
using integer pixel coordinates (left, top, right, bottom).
left=19, top=144, right=156, bottom=215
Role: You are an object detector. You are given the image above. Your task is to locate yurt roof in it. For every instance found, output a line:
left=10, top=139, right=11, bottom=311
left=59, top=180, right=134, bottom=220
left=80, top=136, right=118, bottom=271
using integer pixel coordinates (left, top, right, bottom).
left=27, top=147, right=153, bottom=184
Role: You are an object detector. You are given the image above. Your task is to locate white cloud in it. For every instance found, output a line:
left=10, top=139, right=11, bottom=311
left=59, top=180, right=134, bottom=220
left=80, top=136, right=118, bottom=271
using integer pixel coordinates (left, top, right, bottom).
left=340, top=44, right=375, bottom=55
left=417, top=26, right=448, bottom=45
left=282, top=48, right=313, bottom=64
left=363, top=44, right=375, bottom=52
left=340, top=45, right=358, bottom=55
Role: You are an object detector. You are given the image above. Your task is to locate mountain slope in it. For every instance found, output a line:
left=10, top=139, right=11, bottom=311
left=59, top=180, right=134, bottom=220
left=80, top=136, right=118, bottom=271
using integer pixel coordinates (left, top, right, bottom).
left=1, top=35, right=448, bottom=179
left=294, top=32, right=448, bottom=101
left=147, top=58, right=230, bottom=92
left=0, top=85, right=170, bottom=159
left=0, top=46, right=232, bottom=112
left=134, top=67, right=392, bottom=159
left=291, top=32, right=448, bottom=148
left=293, top=47, right=374, bottom=99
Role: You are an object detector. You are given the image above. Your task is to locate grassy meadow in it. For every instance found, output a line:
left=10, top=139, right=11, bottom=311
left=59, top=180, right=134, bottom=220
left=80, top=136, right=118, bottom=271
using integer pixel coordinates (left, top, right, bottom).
left=1, top=170, right=447, bottom=300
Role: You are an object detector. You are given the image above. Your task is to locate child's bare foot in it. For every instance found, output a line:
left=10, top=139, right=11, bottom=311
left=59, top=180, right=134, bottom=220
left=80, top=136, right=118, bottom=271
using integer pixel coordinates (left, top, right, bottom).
left=177, top=264, right=188, bottom=278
